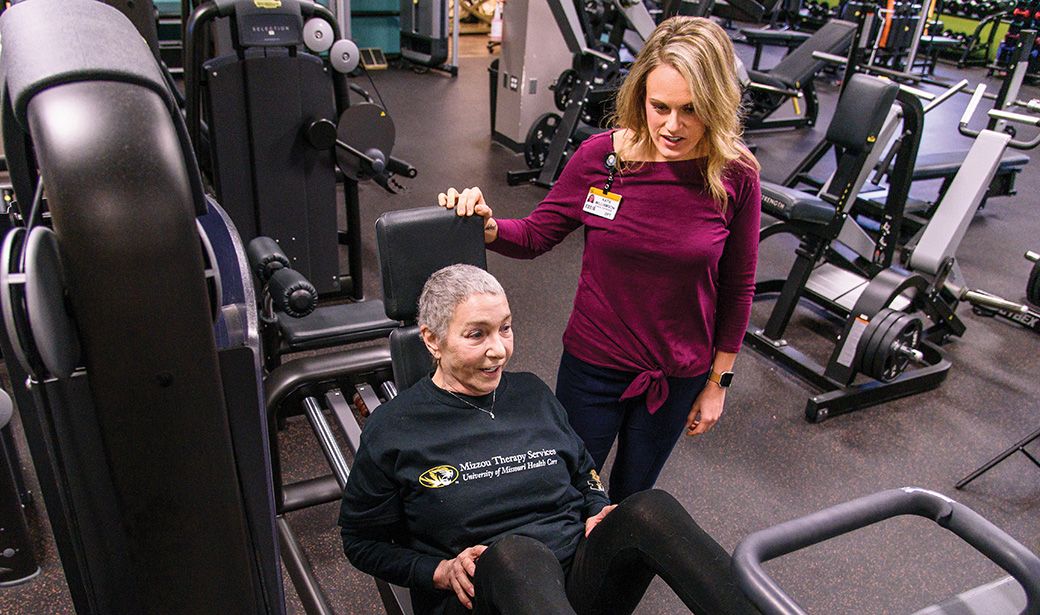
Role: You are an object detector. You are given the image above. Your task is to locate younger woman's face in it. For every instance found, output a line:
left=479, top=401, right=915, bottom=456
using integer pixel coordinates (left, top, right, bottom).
left=644, top=64, right=706, bottom=162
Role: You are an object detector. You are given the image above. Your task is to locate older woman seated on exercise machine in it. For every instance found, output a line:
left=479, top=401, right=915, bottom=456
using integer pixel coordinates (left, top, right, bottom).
left=339, top=264, right=758, bottom=615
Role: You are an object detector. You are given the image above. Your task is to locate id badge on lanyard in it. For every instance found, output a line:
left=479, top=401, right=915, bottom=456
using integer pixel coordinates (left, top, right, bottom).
left=583, top=152, right=622, bottom=220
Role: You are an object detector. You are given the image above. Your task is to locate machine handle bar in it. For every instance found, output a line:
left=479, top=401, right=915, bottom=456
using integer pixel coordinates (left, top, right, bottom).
left=958, top=83, right=988, bottom=139
left=922, top=79, right=968, bottom=113
left=732, top=487, right=1040, bottom=615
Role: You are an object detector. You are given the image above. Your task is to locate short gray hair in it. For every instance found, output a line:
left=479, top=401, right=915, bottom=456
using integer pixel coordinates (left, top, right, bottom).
left=418, top=264, right=505, bottom=339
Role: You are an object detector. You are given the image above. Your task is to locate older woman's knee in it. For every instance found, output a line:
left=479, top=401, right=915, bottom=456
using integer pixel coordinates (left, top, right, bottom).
left=620, top=488, right=683, bottom=517
left=479, top=534, right=558, bottom=579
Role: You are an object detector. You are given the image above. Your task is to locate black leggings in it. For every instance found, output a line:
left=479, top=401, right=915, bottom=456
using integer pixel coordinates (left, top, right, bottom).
left=442, top=490, right=759, bottom=615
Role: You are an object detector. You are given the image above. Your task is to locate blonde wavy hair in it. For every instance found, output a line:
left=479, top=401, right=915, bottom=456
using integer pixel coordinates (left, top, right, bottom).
left=609, top=16, right=758, bottom=210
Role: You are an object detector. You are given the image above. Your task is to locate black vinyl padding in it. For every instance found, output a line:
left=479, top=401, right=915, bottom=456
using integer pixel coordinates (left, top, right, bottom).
left=826, top=74, right=899, bottom=153
left=377, top=207, right=487, bottom=322
left=765, top=19, right=856, bottom=87
left=389, top=326, right=432, bottom=392
left=761, top=183, right=837, bottom=225
left=0, top=0, right=173, bottom=127
left=746, top=70, right=790, bottom=91
left=912, top=151, right=1030, bottom=181
left=741, top=29, right=812, bottom=45
left=278, top=300, right=399, bottom=351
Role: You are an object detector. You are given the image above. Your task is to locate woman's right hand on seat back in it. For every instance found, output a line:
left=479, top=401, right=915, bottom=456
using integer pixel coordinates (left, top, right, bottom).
left=438, top=186, right=498, bottom=244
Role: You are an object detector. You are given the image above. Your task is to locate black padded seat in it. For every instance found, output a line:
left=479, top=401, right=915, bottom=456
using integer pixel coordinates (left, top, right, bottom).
left=278, top=300, right=400, bottom=352
left=912, top=150, right=1029, bottom=181
left=761, top=182, right=837, bottom=225
left=746, top=69, right=791, bottom=90
left=741, top=29, right=812, bottom=46
left=920, top=35, right=961, bottom=49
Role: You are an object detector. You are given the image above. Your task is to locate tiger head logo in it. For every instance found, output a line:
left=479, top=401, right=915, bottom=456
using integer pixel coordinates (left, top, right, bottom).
left=419, top=465, right=459, bottom=488
left=588, top=469, right=604, bottom=492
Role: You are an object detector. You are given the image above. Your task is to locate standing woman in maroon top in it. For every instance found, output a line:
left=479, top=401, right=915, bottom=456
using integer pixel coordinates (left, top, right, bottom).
left=439, top=16, right=761, bottom=502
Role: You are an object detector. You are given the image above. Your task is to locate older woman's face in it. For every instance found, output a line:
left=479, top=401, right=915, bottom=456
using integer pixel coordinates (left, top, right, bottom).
left=428, top=293, right=513, bottom=396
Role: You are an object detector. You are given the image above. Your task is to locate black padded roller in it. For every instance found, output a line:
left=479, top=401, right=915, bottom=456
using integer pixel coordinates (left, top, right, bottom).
left=268, top=268, right=317, bottom=318
left=246, top=236, right=290, bottom=283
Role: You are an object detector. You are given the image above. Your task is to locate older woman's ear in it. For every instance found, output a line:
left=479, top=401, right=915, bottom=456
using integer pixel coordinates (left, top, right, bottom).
left=420, top=325, right=442, bottom=362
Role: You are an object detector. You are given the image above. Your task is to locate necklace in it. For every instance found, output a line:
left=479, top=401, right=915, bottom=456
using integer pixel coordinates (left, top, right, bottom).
left=444, top=388, right=496, bottom=420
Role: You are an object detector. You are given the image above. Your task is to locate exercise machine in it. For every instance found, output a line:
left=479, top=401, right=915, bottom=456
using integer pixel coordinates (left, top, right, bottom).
left=253, top=207, right=485, bottom=615
left=748, top=73, right=1040, bottom=422
left=0, top=3, right=477, bottom=613
left=184, top=0, right=417, bottom=368
left=0, top=2, right=284, bottom=610
left=490, top=0, right=573, bottom=152
left=743, top=19, right=857, bottom=131
left=400, top=0, right=458, bottom=75
left=0, top=389, right=38, bottom=587
left=854, top=31, right=1035, bottom=236
left=503, top=0, right=630, bottom=187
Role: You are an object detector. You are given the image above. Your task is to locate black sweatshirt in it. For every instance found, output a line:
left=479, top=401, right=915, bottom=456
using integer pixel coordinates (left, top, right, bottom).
left=339, top=372, right=610, bottom=614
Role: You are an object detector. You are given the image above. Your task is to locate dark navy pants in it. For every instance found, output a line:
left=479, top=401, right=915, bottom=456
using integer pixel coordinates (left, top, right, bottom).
left=555, top=351, right=709, bottom=503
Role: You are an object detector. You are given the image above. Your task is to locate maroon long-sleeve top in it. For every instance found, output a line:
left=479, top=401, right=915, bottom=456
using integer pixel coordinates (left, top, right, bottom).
left=490, top=131, right=761, bottom=412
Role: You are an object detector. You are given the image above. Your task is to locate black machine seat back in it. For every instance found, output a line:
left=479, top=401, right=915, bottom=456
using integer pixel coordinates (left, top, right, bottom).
left=376, top=207, right=486, bottom=390
left=765, top=19, right=856, bottom=87
left=818, top=74, right=899, bottom=207
left=761, top=74, right=897, bottom=225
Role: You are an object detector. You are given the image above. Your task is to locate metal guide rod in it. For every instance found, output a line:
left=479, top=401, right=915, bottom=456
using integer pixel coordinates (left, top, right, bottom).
left=303, top=396, right=350, bottom=489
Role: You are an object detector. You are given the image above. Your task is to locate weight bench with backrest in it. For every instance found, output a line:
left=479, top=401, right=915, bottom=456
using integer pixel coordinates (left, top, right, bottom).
left=744, top=19, right=857, bottom=130
left=756, top=74, right=912, bottom=341
left=747, top=85, right=1040, bottom=422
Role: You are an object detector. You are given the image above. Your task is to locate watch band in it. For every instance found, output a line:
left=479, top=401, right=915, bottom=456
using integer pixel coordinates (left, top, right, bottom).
left=708, top=369, right=735, bottom=388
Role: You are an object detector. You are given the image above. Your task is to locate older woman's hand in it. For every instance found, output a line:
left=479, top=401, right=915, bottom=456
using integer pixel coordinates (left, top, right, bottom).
left=584, top=504, right=617, bottom=537
left=437, top=186, right=498, bottom=244
left=433, top=544, right=488, bottom=609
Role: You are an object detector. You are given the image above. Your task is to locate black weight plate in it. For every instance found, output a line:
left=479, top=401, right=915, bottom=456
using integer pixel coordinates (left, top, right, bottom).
left=0, top=228, right=33, bottom=374
left=336, top=103, right=396, bottom=181
left=1028, top=261, right=1040, bottom=306
left=524, top=113, right=561, bottom=170
left=869, top=312, right=922, bottom=382
left=867, top=311, right=903, bottom=382
left=855, top=307, right=898, bottom=376
left=554, top=69, right=578, bottom=112
left=885, top=316, right=921, bottom=380
left=875, top=313, right=920, bottom=382
left=867, top=310, right=909, bottom=382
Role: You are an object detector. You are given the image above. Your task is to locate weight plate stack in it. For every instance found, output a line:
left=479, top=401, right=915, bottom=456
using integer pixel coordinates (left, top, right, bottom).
left=855, top=308, right=923, bottom=382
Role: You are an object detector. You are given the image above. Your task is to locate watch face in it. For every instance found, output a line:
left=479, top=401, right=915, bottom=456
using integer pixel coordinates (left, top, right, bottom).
left=719, top=372, right=734, bottom=387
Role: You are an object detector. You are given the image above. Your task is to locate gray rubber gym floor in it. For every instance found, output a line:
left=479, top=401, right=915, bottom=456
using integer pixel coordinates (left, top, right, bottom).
left=2, top=35, right=1039, bottom=615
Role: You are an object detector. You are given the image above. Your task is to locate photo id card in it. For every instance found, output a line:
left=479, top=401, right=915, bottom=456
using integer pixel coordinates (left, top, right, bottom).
left=583, top=187, right=622, bottom=220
